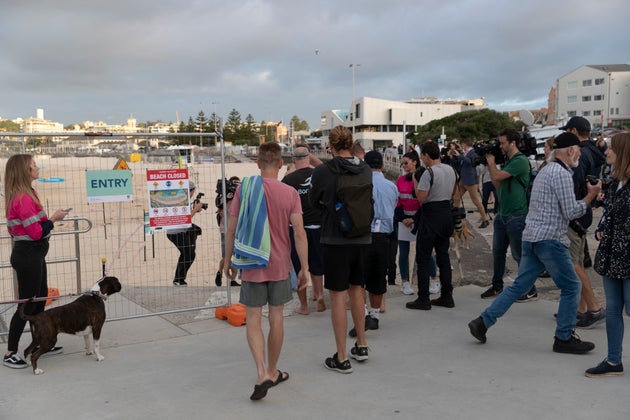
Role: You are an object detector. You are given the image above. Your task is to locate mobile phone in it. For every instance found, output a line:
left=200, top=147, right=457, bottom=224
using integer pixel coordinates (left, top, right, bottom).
left=63, top=208, right=73, bottom=212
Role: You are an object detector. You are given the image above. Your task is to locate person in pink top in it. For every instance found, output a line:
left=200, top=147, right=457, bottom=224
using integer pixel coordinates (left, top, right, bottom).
left=3, top=155, right=69, bottom=369
left=224, top=142, right=308, bottom=401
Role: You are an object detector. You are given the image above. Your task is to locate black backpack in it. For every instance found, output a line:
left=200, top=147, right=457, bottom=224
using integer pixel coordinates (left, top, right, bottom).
left=326, top=160, right=373, bottom=238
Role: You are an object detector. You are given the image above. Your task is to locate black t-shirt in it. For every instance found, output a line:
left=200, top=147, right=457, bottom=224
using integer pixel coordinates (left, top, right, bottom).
left=282, top=167, right=322, bottom=226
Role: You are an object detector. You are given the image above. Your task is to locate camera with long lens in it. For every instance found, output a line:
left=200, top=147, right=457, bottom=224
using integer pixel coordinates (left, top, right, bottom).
left=193, top=192, right=209, bottom=210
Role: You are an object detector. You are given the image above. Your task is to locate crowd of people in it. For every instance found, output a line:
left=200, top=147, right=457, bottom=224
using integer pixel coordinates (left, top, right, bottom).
left=5, top=120, right=628, bottom=398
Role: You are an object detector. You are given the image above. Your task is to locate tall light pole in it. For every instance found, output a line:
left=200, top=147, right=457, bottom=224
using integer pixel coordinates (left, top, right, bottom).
left=349, top=63, right=361, bottom=138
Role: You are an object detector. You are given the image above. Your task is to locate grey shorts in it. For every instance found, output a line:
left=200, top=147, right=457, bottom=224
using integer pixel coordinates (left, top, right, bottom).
left=239, top=277, right=293, bottom=307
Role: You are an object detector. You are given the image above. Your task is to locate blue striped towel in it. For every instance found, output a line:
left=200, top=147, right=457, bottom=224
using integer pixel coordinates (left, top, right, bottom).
left=231, top=176, right=270, bottom=269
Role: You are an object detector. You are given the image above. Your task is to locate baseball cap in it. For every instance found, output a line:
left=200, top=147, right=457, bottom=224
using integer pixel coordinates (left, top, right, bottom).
left=559, top=116, right=591, bottom=132
left=364, top=150, right=383, bottom=168
left=552, top=132, right=580, bottom=149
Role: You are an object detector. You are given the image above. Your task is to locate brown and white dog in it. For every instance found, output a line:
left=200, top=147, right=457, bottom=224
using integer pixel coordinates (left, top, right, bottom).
left=450, top=218, right=476, bottom=280
left=19, top=276, right=122, bottom=375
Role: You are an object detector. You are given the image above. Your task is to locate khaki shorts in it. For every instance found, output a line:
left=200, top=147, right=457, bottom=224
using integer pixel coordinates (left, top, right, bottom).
left=567, top=226, right=585, bottom=266
left=239, top=277, right=293, bottom=307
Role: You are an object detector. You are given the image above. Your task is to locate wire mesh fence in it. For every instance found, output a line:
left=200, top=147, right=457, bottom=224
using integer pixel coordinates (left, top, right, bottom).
left=0, top=135, right=247, bottom=336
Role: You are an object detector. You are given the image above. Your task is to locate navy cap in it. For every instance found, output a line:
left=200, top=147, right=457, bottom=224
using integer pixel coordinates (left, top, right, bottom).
left=559, top=116, right=591, bottom=132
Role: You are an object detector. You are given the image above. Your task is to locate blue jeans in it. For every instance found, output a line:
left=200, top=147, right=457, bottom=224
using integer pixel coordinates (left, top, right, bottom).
left=491, top=214, right=529, bottom=291
left=602, top=276, right=630, bottom=364
left=481, top=240, right=580, bottom=341
left=398, top=240, right=436, bottom=281
left=482, top=181, right=498, bottom=214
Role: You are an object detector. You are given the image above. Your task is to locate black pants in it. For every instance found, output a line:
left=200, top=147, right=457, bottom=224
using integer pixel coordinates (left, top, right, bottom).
left=8, top=239, right=50, bottom=352
left=365, top=233, right=389, bottom=295
left=416, top=229, right=452, bottom=302
left=167, top=229, right=198, bottom=282
left=387, top=234, right=398, bottom=285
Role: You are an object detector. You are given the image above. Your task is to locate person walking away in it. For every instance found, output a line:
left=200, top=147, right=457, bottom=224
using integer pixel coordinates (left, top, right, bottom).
left=585, top=132, right=630, bottom=377
left=348, top=151, right=397, bottom=336
left=310, top=125, right=373, bottom=373
left=4, top=155, right=69, bottom=369
left=468, top=132, right=600, bottom=354
left=224, top=142, right=309, bottom=400
left=281, top=145, right=325, bottom=314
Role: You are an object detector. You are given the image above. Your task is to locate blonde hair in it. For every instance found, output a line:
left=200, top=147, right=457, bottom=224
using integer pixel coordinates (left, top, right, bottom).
left=610, top=132, right=630, bottom=183
left=329, top=126, right=353, bottom=152
left=4, top=154, right=40, bottom=217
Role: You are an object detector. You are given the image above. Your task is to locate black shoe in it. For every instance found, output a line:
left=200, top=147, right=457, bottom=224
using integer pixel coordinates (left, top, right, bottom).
left=480, top=286, right=502, bottom=299
left=3, top=353, right=28, bottom=369
left=539, top=269, right=550, bottom=278
left=553, top=332, right=595, bottom=354
left=173, top=280, right=188, bottom=286
left=479, top=220, right=490, bottom=228
left=585, top=359, right=624, bottom=377
left=431, top=295, right=455, bottom=308
left=468, top=317, right=487, bottom=343
left=576, top=309, right=606, bottom=329
left=230, top=280, right=240, bottom=287
left=215, top=271, right=222, bottom=287
left=349, top=315, right=379, bottom=337
left=349, top=342, right=369, bottom=362
left=406, top=298, right=431, bottom=310
left=516, top=291, right=538, bottom=302
left=324, top=353, right=352, bottom=374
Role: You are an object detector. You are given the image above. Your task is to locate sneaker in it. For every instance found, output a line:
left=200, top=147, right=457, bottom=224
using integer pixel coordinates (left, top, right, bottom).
left=406, top=298, right=431, bottom=310
left=401, top=282, right=414, bottom=295
left=349, top=342, right=369, bottom=362
left=3, top=353, right=28, bottom=369
left=430, top=295, right=454, bottom=308
left=516, top=291, right=538, bottom=303
left=553, top=332, right=595, bottom=354
left=480, top=286, right=502, bottom=299
left=429, top=279, right=441, bottom=294
left=576, top=309, right=606, bottom=329
left=349, top=315, right=379, bottom=337
left=539, top=268, right=550, bottom=278
left=324, top=353, right=352, bottom=374
left=173, top=280, right=188, bottom=286
left=468, top=317, right=487, bottom=343
left=585, top=359, right=624, bottom=377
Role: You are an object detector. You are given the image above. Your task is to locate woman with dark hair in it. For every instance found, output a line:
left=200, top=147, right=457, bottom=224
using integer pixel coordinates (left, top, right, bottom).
left=3, top=155, right=69, bottom=369
left=586, top=132, right=630, bottom=377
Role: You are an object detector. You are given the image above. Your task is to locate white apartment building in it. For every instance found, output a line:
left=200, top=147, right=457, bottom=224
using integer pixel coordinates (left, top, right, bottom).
left=320, top=96, right=485, bottom=151
left=555, top=64, right=630, bottom=129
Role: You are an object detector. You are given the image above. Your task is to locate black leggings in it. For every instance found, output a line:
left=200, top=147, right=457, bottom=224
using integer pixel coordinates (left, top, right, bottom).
left=8, top=240, right=49, bottom=353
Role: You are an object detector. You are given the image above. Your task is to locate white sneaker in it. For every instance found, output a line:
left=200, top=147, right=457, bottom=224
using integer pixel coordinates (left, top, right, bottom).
left=429, top=279, right=441, bottom=294
left=401, top=282, right=414, bottom=295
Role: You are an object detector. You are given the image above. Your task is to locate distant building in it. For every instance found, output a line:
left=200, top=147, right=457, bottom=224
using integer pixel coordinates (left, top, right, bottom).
left=18, top=108, right=64, bottom=133
left=320, top=96, right=485, bottom=151
left=554, top=64, right=630, bottom=128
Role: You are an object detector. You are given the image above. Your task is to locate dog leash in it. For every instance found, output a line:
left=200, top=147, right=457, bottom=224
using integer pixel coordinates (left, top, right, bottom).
left=0, top=278, right=107, bottom=306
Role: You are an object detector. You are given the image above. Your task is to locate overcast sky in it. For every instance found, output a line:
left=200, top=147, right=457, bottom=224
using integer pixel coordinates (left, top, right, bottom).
left=1, top=0, right=628, bottom=129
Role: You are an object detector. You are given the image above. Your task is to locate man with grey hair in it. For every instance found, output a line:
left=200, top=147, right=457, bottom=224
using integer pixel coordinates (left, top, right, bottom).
left=282, top=146, right=325, bottom=314
left=469, top=132, right=601, bottom=354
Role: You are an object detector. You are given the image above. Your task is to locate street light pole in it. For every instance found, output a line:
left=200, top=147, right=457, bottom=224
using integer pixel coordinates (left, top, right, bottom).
left=349, top=64, right=361, bottom=138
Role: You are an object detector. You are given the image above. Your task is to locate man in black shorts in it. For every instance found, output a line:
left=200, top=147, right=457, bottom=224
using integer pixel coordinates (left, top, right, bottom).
left=310, top=126, right=373, bottom=374
left=282, top=145, right=326, bottom=314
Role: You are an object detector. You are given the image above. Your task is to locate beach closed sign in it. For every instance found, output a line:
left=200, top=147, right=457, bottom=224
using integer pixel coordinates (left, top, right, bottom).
left=86, top=170, right=133, bottom=203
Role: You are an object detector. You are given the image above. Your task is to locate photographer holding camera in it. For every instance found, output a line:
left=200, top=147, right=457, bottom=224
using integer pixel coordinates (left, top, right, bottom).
left=450, top=139, right=490, bottom=228
left=480, top=128, right=535, bottom=300
left=215, top=176, right=240, bottom=287
left=167, top=181, right=205, bottom=286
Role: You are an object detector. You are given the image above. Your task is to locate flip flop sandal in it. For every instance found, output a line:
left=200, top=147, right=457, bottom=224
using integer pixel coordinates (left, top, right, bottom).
left=272, top=370, right=289, bottom=386
left=250, top=379, right=274, bottom=400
